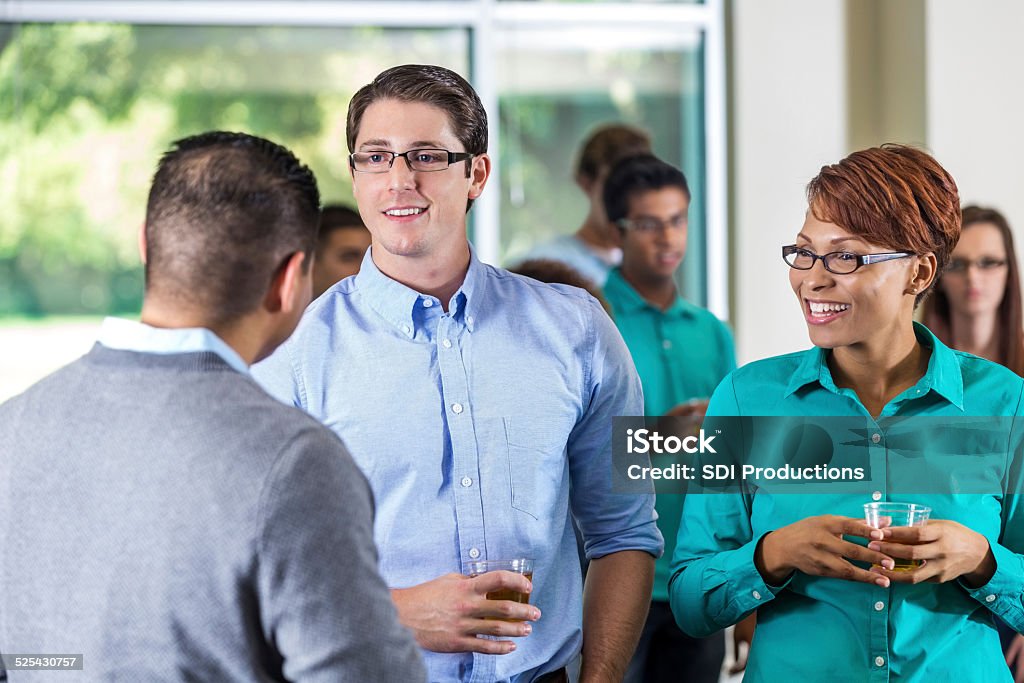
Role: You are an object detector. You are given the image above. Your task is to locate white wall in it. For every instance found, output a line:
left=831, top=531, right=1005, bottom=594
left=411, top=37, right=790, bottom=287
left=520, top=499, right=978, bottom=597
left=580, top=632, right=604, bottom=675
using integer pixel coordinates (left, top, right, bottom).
left=926, top=1, right=1024, bottom=246
left=730, top=0, right=848, bottom=364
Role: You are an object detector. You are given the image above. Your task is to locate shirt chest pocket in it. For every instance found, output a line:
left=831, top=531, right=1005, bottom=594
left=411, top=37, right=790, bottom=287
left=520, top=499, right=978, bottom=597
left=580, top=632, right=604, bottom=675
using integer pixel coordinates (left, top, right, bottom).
left=483, top=417, right=572, bottom=521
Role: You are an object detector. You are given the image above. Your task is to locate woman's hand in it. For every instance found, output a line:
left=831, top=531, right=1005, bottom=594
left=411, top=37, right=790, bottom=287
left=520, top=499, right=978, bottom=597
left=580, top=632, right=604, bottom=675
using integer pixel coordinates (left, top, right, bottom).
left=755, top=515, right=894, bottom=587
left=867, top=519, right=996, bottom=586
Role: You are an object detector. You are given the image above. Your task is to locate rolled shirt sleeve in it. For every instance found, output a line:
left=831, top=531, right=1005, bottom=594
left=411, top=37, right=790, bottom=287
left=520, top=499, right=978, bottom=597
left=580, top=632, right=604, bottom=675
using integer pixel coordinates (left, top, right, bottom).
left=568, top=296, right=664, bottom=560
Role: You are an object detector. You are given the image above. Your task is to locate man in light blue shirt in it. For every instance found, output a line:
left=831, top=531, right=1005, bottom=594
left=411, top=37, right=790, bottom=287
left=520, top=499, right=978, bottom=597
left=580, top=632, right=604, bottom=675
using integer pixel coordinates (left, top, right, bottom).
left=253, top=65, right=663, bottom=683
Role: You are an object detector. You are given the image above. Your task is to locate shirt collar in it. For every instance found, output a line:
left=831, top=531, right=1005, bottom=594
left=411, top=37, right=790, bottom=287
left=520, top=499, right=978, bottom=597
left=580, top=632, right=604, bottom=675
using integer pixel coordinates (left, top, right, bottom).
left=604, top=267, right=694, bottom=319
left=783, top=321, right=965, bottom=409
left=353, top=245, right=483, bottom=337
left=96, top=317, right=249, bottom=375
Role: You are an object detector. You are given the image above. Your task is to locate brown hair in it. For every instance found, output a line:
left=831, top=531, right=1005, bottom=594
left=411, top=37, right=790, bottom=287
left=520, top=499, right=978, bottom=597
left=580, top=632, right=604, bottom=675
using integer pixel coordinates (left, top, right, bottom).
left=319, top=204, right=366, bottom=241
left=346, top=64, right=486, bottom=211
left=922, top=206, right=1024, bottom=375
left=510, top=259, right=612, bottom=316
left=806, top=143, right=961, bottom=306
left=575, top=124, right=652, bottom=183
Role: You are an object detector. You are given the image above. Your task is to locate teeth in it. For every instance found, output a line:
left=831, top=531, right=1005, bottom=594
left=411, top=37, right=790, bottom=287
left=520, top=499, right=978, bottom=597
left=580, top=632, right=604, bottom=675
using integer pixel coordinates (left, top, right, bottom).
left=385, top=208, right=425, bottom=216
left=809, top=302, right=850, bottom=314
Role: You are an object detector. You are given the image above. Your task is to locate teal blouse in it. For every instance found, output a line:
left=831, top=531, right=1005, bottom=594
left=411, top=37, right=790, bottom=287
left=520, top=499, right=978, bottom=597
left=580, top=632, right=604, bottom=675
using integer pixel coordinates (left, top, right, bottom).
left=670, top=323, right=1024, bottom=682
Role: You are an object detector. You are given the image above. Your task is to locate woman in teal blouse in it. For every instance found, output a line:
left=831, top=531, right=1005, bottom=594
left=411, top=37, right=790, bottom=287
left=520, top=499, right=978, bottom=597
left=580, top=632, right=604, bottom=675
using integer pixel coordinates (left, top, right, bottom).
left=670, top=144, right=1024, bottom=681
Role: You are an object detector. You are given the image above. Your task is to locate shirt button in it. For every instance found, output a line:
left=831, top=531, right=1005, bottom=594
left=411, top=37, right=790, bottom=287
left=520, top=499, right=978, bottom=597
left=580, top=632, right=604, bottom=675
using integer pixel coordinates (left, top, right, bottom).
left=469, top=547, right=480, bottom=559
left=875, top=656, right=885, bottom=667
left=423, top=298, right=434, bottom=308
left=751, top=590, right=761, bottom=600
left=467, top=315, right=475, bottom=326
left=402, top=324, right=412, bottom=335
left=874, top=601, right=885, bottom=611
left=986, top=594, right=996, bottom=603
left=871, top=433, right=882, bottom=444
left=461, top=476, right=472, bottom=487
left=442, top=339, right=452, bottom=349
left=451, top=402, right=464, bottom=414
left=872, top=491, right=882, bottom=501
left=662, top=339, right=672, bottom=350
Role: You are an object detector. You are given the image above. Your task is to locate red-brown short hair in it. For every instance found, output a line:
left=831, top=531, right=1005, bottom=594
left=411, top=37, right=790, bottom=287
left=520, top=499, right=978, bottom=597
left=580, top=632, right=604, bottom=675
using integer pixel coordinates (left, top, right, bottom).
left=806, top=144, right=961, bottom=305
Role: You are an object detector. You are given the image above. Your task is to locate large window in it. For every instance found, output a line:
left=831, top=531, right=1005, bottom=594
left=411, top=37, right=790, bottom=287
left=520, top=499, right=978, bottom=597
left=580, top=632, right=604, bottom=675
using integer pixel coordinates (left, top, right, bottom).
left=0, top=0, right=724, bottom=400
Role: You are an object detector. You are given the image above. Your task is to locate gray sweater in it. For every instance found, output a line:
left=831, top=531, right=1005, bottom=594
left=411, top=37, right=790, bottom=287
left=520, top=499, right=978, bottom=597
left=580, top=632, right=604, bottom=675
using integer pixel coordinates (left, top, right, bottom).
left=0, top=345, right=425, bottom=682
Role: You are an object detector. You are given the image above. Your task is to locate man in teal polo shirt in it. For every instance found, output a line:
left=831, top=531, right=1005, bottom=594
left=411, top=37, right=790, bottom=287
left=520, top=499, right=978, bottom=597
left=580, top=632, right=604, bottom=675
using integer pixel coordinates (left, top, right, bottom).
left=601, top=155, right=737, bottom=683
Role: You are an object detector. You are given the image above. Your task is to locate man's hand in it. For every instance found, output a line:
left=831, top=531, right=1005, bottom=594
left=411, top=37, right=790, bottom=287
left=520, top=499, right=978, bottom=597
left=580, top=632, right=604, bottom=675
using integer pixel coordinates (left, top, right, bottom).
left=664, top=399, right=709, bottom=420
left=391, top=572, right=540, bottom=654
left=755, top=515, right=894, bottom=587
left=729, top=612, right=756, bottom=674
left=1005, top=634, right=1024, bottom=683
left=867, top=519, right=996, bottom=587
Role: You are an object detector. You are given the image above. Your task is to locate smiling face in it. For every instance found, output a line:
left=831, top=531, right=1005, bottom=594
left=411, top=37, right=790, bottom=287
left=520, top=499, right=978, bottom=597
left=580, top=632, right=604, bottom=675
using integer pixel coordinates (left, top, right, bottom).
left=350, top=98, right=490, bottom=271
left=939, top=222, right=1008, bottom=318
left=790, top=211, right=929, bottom=350
left=619, top=187, right=689, bottom=282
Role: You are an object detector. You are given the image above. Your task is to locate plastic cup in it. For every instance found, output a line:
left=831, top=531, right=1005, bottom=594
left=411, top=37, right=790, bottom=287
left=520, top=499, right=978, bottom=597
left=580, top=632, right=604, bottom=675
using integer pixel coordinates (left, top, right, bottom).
left=463, top=558, right=535, bottom=620
left=863, top=502, right=931, bottom=571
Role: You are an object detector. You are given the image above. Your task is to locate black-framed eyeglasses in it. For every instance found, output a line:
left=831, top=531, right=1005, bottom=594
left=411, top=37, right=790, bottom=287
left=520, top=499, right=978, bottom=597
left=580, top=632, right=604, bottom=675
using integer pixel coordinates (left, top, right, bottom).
left=782, top=245, right=914, bottom=275
left=616, top=215, right=687, bottom=233
left=944, top=257, right=1007, bottom=274
left=349, top=148, right=473, bottom=173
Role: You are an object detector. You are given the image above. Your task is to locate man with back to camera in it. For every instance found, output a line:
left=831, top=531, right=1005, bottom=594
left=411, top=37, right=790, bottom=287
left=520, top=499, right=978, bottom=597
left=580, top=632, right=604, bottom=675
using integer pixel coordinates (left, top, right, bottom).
left=0, top=132, right=425, bottom=682
left=313, top=203, right=372, bottom=298
left=599, top=155, right=739, bottom=683
left=253, top=64, right=664, bottom=683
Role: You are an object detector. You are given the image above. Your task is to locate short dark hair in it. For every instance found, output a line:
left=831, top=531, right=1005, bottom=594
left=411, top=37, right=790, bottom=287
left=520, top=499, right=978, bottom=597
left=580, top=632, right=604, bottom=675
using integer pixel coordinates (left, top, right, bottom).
left=346, top=64, right=487, bottom=209
left=575, top=124, right=652, bottom=183
left=319, top=204, right=366, bottom=242
left=144, top=131, right=320, bottom=324
left=603, top=154, right=691, bottom=226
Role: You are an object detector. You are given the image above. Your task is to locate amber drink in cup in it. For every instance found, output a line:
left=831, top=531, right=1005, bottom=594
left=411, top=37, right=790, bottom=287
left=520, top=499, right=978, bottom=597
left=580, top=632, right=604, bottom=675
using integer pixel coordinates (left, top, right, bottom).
left=464, top=558, right=535, bottom=621
left=863, top=502, right=931, bottom=571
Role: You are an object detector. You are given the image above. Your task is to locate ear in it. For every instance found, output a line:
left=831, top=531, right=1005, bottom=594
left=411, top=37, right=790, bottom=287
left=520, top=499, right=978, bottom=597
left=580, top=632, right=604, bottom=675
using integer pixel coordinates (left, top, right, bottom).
left=265, top=251, right=309, bottom=314
left=467, top=153, right=492, bottom=200
left=609, top=222, right=626, bottom=248
left=907, top=252, right=938, bottom=295
left=138, top=223, right=148, bottom=264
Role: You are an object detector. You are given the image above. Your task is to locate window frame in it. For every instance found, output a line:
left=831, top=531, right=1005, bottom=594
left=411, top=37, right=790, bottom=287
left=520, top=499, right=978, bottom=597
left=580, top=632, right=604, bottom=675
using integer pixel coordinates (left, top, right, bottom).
left=1, top=0, right=728, bottom=318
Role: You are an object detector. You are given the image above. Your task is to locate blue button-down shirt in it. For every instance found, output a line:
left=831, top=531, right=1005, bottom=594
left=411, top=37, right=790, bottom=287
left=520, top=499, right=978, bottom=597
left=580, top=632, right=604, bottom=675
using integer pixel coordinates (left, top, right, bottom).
left=670, top=323, right=1024, bottom=682
left=254, top=249, right=663, bottom=683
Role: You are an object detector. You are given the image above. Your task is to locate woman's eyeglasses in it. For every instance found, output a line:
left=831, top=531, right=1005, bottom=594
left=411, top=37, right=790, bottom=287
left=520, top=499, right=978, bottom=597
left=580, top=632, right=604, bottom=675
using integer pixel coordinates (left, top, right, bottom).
left=782, top=245, right=913, bottom=275
left=943, top=257, right=1007, bottom=274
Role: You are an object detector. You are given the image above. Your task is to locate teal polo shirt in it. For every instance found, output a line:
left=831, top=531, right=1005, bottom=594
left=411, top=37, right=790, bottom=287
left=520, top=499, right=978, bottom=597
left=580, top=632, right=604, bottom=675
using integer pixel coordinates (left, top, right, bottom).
left=603, top=267, right=736, bottom=602
left=670, top=323, right=1024, bottom=682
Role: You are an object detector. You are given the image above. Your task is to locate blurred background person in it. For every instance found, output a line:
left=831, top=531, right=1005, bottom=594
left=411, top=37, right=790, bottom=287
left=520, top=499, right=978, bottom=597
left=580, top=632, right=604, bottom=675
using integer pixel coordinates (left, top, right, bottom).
left=518, top=123, right=651, bottom=286
left=922, top=208, right=1024, bottom=680
left=599, top=154, right=736, bottom=683
left=312, top=203, right=371, bottom=298
left=923, top=205, right=1024, bottom=376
